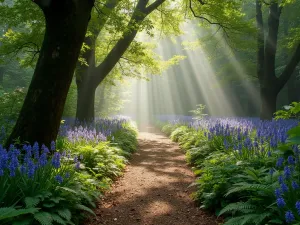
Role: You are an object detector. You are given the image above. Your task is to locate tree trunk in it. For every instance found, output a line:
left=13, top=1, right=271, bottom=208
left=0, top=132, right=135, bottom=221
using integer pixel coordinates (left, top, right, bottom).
left=260, top=87, right=277, bottom=120
left=287, top=70, right=299, bottom=103
left=76, top=82, right=96, bottom=123
left=0, top=67, right=4, bottom=87
left=6, top=0, right=94, bottom=147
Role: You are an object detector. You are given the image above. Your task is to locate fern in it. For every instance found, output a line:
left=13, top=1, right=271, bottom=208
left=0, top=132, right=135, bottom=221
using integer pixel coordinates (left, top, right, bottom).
left=219, top=202, right=257, bottom=216
left=51, top=214, right=67, bottom=225
left=57, top=208, right=72, bottom=221
left=224, top=213, right=271, bottom=225
left=225, top=183, right=271, bottom=197
left=0, top=207, right=39, bottom=220
left=24, top=196, right=40, bottom=208
left=74, top=204, right=96, bottom=216
left=34, top=212, right=53, bottom=225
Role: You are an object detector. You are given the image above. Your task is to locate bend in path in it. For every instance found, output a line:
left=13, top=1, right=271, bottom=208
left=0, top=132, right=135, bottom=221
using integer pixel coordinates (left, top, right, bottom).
left=87, top=132, right=218, bottom=225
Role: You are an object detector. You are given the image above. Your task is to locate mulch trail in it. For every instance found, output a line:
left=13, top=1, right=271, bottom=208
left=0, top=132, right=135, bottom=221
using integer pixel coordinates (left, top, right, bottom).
left=86, top=130, right=219, bottom=225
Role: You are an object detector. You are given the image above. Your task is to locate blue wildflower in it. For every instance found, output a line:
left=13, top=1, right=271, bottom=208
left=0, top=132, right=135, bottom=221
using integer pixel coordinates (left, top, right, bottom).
left=27, top=159, right=35, bottom=178
left=276, top=197, right=286, bottom=208
left=55, top=175, right=63, bottom=184
left=285, top=211, right=295, bottom=223
left=51, top=141, right=55, bottom=151
left=284, top=166, right=292, bottom=179
left=281, top=183, right=289, bottom=193
left=276, top=157, right=284, bottom=168
left=275, top=188, right=281, bottom=198
left=292, top=181, right=299, bottom=190
left=75, top=161, right=80, bottom=169
left=51, top=152, right=61, bottom=168
left=32, top=142, right=39, bottom=160
left=295, top=201, right=300, bottom=215
left=287, top=156, right=295, bottom=165
left=278, top=175, right=284, bottom=184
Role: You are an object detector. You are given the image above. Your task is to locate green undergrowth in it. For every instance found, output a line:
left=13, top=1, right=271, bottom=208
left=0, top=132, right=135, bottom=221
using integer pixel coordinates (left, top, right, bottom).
left=0, top=120, right=138, bottom=225
left=160, top=122, right=300, bottom=225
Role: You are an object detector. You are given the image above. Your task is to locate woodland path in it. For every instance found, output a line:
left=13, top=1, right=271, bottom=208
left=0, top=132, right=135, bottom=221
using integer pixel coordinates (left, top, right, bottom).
left=87, top=129, right=219, bottom=225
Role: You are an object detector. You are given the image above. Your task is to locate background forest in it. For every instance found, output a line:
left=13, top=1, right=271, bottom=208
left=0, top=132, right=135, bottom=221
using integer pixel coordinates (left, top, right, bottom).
left=0, top=0, right=300, bottom=224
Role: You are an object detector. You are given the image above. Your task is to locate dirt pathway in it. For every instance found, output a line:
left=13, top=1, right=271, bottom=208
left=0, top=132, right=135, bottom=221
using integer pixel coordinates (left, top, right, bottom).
left=87, top=131, right=218, bottom=225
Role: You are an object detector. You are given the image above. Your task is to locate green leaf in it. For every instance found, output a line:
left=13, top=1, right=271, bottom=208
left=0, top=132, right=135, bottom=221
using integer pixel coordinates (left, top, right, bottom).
left=0, top=207, right=39, bottom=220
left=34, top=212, right=53, bottom=225
left=74, top=204, right=96, bottom=216
left=57, top=209, right=71, bottom=221
left=25, top=197, right=40, bottom=208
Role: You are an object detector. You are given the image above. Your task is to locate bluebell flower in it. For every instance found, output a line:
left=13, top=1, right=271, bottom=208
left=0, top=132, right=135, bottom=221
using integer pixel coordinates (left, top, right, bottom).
left=285, top=211, right=295, bottom=223
left=51, top=152, right=61, bottom=168
left=284, top=166, right=292, bottom=179
left=292, top=181, right=299, bottom=190
left=278, top=175, right=284, bottom=184
left=275, top=188, right=282, bottom=198
left=287, top=156, right=295, bottom=165
left=33, top=142, right=39, bottom=160
left=281, top=183, right=289, bottom=193
left=269, top=168, right=275, bottom=175
left=75, top=161, right=80, bottom=169
left=27, top=159, right=35, bottom=178
left=38, top=153, right=48, bottom=167
left=74, top=156, right=78, bottom=163
left=276, top=197, right=286, bottom=208
left=20, top=164, right=26, bottom=174
left=51, top=141, right=55, bottom=151
left=267, top=150, right=271, bottom=157
left=55, top=175, right=63, bottom=184
left=295, top=201, right=300, bottom=215
left=276, top=157, right=284, bottom=168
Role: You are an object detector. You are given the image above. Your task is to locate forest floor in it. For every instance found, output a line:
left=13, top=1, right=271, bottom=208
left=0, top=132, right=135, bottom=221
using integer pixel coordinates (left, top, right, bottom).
left=86, top=129, right=219, bottom=225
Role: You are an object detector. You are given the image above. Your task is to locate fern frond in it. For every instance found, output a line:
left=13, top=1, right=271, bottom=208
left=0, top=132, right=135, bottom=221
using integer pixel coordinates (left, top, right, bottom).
left=219, top=202, right=256, bottom=216
left=225, top=183, right=271, bottom=197
left=57, top=209, right=71, bottom=221
left=51, top=214, right=67, bottom=225
left=74, top=204, right=96, bottom=216
left=0, top=207, right=39, bottom=220
left=34, top=212, right=53, bottom=225
left=24, top=197, right=40, bottom=208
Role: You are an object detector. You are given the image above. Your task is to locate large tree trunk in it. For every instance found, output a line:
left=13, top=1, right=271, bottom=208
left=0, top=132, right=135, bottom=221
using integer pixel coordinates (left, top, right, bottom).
left=260, top=87, right=278, bottom=120
left=6, top=0, right=94, bottom=147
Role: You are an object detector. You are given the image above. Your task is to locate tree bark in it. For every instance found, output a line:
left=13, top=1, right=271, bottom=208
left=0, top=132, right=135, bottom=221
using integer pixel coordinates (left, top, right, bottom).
left=6, top=0, right=94, bottom=146
left=0, top=67, right=4, bottom=87
left=260, top=87, right=277, bottom=120
left=76, top=81, right=96, bottom=123
left=287, top=69, right=299, bottom=103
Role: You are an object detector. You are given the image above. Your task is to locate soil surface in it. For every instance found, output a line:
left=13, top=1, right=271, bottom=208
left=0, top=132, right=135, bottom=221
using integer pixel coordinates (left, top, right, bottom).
left=87, top=130, right=219, bottom=225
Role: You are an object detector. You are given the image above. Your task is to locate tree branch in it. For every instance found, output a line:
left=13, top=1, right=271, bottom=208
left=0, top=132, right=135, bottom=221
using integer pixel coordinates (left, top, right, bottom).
left=277, top=44, right=300, bottom=91
left=144, top=0, right=166, bottom=15
left=189, top=0, right=229, bottom=37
